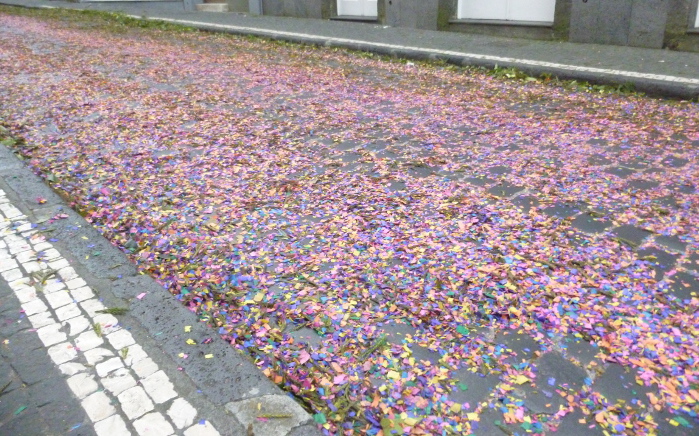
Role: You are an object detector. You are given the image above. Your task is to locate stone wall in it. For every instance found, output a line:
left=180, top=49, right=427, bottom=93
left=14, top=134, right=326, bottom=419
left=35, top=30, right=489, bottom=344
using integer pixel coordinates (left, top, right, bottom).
left=260, top=0, right=324, bottom=18
left=385, top=0, right=439, bottom=30
left=569, top=0, right=669, bottom=48
left=253, top=0, right=699, bottom=52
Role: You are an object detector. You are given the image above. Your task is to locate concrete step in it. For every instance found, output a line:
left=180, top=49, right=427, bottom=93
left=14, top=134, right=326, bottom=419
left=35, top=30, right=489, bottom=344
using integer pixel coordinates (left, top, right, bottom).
left=196, top=3, right=229, bottom=12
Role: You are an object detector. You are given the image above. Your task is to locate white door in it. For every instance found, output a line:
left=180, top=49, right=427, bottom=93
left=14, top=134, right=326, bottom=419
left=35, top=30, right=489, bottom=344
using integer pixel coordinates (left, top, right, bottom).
left=337, top=0, right=377, bottom=17
left=458, top=0, right=555, bottom=22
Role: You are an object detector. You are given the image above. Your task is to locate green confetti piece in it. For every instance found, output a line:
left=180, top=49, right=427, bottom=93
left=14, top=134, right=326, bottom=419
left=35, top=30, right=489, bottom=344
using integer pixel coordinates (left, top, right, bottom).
left=14, top=406, right=27, bottom=415
left=674, top=417, right=690, bottom=427
left=456, top=325, right=470, bottom=336
left=458, top=382, right=468, bottom=391
left=313, top=413, right=326, bottom=425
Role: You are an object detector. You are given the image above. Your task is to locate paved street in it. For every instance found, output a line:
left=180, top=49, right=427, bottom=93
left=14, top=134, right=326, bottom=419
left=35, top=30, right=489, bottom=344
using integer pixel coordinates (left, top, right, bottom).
left=1, top=4, right=698, bottom=436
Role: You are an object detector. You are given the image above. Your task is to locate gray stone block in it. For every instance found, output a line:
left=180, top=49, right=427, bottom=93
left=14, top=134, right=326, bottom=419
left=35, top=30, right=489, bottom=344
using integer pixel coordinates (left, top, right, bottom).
left=667, top=272, right=698, bottom=301
left=447, top=368, right=500, bottom=404
left=628, top=0, right=669, bottom=48
left=571, top=214, right=613, bottom=234
left=570, top=0, right=633, bottom=46
left=542, top=201, right=587, bottom=219
left=654, top=234, right=687, bottom=252
left=495, top=331, right=540, bottom=363
left=610, top=224, right=653, bottom=247
left=225, top=394, right=315, bottom=436
left=487, top=182, right=525, bottom=198
left=556, top=408, right=605, bottom=436
left=593, top=363, right=654, bottom=404
left=637, top=247, right=678, bottom=280
left=562, top=335, right=602, bottom=367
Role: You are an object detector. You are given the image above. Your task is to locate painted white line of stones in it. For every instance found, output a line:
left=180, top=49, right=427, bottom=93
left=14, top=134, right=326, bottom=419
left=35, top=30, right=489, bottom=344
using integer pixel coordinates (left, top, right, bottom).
left=133, top=16, right=699, bottom=87
left=0, top=189, right=220, bottom=436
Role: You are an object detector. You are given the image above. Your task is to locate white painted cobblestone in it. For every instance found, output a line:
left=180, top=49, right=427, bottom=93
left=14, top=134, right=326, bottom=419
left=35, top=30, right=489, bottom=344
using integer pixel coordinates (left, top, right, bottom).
left=95, top=356, right=124, bottom=377
left=28, top=311, right=54, bottom=328
left=101, top=368, right=137, bottom=396
left=131, top=356, right=159, bottom=378
left=74, top=330, right=104, bottom=351
left=67, top=373, right=99, bottom=399
left=80, top=298, right=107, bottom=317
left=83, top=347, right=115, bottom=365
left=106, top=329, right=135, bottom=350
left=66, top=277, right=88, bottom=289
left=142, top=370, right=178, bottom=404
left=44, top=289, right=72, bottom=308
left=70, top=285, right=94, bottom=301
left=47, top=342, right=78, bottom=365
left=93, top=414, right=131, bottom=436
left=0, top=187, right=222, bottom=435
left=22, top=298, right=48, bottom=316
left=59, top=362, right=89, bottom=376
left=184, top=421, right=221, bottom=436
left=2, top=268, right=23, bottom=281
left=118, top=386, right=155, bottom=420
left=63, top=315, right=91, bottom=337
left=82, top=391, right=117, bottom=422
left=134, top=412, right=175, bottom=436
left=36, top=323, right=67, bottom=346
left=168, top=398, right=197, bottom=429
left=48, top=258, right=70, bottom=269
left=55, top=302, right=82, bottom=321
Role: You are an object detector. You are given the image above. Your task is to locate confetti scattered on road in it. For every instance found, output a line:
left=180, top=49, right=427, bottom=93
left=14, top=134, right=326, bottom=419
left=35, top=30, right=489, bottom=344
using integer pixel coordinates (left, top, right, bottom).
left=1, top=9, right=698, bottom=435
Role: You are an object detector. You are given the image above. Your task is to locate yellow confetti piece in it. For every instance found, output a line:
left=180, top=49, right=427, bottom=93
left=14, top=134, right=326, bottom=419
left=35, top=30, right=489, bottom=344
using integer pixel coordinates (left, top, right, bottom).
left=450, top=403, right=461, bottom=413
left=514, top=375, right=530, bottom=385
left=186, top=339, right=196, bottom=345
left=178, top=353, right=185, bottom=358
left=253, top=293, right=264, bottom=302
left=205, top=354, right=213, bottom=359
left=184, top=326, right=191, bottom=332
left=387, top=370, right=400, bottom=380
left=467, top=413, right=478, bottom=421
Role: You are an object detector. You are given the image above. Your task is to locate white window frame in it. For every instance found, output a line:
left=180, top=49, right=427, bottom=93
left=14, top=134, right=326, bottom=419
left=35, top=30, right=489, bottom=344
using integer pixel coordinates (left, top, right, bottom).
left=457, top=0, right=556, bottom=24
left=337, top=0, right=378, bottom=17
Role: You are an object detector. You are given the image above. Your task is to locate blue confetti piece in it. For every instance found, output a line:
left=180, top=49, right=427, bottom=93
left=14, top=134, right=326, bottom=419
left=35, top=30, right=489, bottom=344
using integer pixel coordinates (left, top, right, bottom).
left=199, top=419, right=206, bottom=425
left=547, top=377, right=556, bottom=386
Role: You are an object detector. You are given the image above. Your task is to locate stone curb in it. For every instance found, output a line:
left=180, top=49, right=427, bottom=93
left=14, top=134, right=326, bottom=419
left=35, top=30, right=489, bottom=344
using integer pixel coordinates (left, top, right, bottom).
left=0, top=137, right=320, bottom=436
left=142, top=17, right=699, bottom=101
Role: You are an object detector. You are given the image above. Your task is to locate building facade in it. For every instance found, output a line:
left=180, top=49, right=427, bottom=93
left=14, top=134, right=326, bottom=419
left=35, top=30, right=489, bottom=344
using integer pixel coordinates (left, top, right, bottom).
left=224, top=0, right=699, bottom=52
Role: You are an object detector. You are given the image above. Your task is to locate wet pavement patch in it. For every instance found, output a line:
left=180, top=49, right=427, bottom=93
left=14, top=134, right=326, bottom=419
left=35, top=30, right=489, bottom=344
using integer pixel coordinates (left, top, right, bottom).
left=666, top=272, right=699, bottom=301
left=610, top=225, right=653, bottom=247
left=496, top=331, right=540, bottom=363
left=561, top=335, right=602, bottom=368
left=636, top=247, right=678, bottom=280
left=542, top=201, right=588, bottom=219
left=487, top=182, right=525, bottom=198
left=463, top=176, right=496, bottom=187
left=593, top=363, right=654, bottom=405
left=511, top=195, right=540, bottom=212
left=624, top=179, right=660, bottom=191
left=571, top=214, right=612, bottom=234
left=447, top=368, right=500, bottom=405
left=555, top=408, right=606, bottom=436
left=654, top=234, right=687, bottom=252
left=605, top=167, right=636, bottom=178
